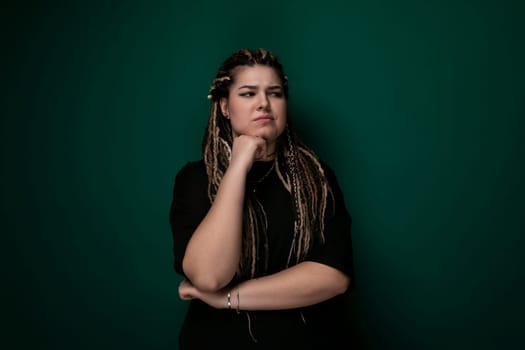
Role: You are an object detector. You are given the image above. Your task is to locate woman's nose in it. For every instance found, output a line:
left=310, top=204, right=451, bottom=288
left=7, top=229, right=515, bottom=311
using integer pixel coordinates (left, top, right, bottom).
left=257, top=93, right=270, bottom=110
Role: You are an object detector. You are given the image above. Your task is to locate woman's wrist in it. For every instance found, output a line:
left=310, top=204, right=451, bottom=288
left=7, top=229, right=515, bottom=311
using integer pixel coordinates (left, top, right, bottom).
left=235, top=288, right=241, bottom=313
left=225, top=287, right=241, bottom=313
left=226, top=159, right=251, bottom=178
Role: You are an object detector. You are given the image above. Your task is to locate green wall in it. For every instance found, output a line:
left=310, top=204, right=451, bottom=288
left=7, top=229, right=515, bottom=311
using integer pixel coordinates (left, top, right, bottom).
left=3, top=1, right=523, bottom=349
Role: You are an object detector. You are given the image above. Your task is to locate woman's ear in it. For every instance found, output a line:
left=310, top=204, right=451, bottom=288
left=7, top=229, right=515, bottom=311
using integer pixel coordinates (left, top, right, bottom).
left=219, top=98, right=229, bottom=117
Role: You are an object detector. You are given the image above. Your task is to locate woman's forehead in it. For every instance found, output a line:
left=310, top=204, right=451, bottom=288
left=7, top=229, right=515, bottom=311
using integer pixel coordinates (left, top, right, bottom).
left=231, top=65, right=282, bottom=86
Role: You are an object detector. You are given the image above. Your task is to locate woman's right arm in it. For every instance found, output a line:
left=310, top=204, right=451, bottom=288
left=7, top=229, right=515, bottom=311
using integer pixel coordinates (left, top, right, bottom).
left=182, top=135, right=268, bottom=292
left=182, top=162, right=246, bottom=292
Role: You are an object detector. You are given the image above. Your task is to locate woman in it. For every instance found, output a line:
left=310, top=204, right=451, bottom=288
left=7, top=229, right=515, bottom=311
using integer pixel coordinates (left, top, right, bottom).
left=170, top=48, right=354, bottom=349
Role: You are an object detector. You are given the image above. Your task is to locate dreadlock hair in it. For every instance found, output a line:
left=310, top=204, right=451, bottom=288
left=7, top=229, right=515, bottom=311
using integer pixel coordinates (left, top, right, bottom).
left=203, top=48, right=334, bottom=278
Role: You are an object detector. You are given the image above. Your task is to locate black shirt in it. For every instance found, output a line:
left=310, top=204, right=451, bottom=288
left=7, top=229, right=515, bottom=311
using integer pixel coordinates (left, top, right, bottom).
left=170, top=159, right=354, bottom=349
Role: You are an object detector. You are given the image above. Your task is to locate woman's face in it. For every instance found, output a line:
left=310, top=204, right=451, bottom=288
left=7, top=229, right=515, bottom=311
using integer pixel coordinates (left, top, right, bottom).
left=220, top=65, right=287, bottom=153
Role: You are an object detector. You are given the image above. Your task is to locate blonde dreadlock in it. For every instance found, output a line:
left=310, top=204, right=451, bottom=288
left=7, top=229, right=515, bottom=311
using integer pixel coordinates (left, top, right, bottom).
left=203, top=48, right=333, bottom=278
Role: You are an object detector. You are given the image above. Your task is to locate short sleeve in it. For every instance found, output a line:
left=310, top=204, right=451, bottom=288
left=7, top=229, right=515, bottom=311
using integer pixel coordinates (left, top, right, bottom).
left=306, top=162, right=354, bottom=284
left=169, top=160, right=210, bottom=277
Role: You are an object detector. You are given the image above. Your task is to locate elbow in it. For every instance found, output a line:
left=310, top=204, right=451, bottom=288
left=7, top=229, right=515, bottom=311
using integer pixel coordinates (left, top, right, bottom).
left=338, top=275, right=351, bottom=295
left=306, top=262, right=351, bottom=297
left=188, top=275, right=225, bottom=293
left=182, top=259, right=231, bottom=292
left=332, top=272, right=351, bottom=296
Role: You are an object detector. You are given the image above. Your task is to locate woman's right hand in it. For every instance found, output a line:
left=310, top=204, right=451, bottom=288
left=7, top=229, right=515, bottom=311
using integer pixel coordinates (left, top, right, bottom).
left=229, top=135, right=268, bottom=173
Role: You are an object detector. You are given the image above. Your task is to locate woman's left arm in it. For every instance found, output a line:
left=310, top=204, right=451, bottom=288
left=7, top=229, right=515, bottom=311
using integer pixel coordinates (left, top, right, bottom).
left=178, top=261, right=350, bottom=310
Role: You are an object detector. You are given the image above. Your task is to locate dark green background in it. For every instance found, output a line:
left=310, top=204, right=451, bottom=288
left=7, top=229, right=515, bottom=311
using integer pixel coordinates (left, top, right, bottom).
left=3, top=0, right=524, bottom=349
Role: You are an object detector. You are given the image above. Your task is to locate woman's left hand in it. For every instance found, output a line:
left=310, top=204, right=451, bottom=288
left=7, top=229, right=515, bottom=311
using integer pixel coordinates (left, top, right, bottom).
left=178, top=279, right=229, bottom=309
left=178, top=278, right=197, bottom=300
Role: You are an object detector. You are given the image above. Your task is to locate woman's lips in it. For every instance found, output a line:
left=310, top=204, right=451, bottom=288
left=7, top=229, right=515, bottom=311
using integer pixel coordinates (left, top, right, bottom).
left=254, top=115, right=273, bottom=121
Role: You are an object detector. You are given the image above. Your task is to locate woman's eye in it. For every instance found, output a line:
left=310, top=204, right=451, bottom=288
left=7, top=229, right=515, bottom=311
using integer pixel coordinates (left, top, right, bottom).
left=270, top=92, right=283, bottom=97
left=240, top=92, right=255, bottom=97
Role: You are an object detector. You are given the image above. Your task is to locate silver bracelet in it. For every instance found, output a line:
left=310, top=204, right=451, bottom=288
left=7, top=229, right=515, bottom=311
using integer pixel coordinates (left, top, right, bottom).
left=236, top=289, right=240, bottom=314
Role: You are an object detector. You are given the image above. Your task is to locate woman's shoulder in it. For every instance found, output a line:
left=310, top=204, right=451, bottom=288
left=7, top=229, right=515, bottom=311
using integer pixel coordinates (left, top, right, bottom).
left=178, top=159, right=206, bottom=173
left=174, top=159, right=207, bottom=185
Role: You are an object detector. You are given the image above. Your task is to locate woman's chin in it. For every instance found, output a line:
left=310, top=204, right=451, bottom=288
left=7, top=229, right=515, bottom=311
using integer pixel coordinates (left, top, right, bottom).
left=254, top=129, right=282, bottom=141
